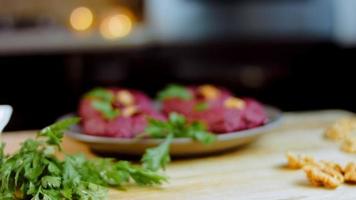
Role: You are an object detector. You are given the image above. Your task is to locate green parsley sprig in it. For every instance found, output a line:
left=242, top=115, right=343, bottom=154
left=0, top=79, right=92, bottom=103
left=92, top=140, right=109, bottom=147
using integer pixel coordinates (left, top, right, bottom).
left=0, top=117, right=166, bottom=200
left=141, top=113, right=216, bottom=171
left=157, top=84, right=193, bottom=101
left=85, top=88, right=120, bottom=120
left=194, top=102, right=209, bottom=112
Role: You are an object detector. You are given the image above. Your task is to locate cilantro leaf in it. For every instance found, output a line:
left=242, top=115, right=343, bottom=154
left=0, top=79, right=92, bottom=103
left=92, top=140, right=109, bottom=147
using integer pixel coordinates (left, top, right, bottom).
left=142, top=113, right=216, bottom=171
left=145, top=112, right=216, bottom=142
left=85, top=87, right=114, bottom=102
left=144, top=119, right=170, bottom=138
left=85, top=88, right=119, bottom=120
left=92, top=100, right=120, bottom=120
left=188, top=122, right=216, bottom=144
left=141, top=134, right=173, bottom=171
left=194, top=102, right=209, bottom=112
left=75, top=182, right=108, bottom=200
left=168, top=112, right=186, bottom=127
left=115, top=161, right=167, bottom=185
left=0, top=118, right=166, bottom=199
left=0, top=142, right=5, bottom=164
left=157, top=84, right=193, bottom=100
left=41, top=176, right=61, bottom=189
left=38, top=117, right=80, bottom=149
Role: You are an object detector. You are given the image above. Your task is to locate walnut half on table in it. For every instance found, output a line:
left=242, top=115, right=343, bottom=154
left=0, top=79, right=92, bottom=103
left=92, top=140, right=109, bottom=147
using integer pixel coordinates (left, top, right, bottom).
left=324, top=117, right=356, bottom=154
left=303, top=163, right=344, bottom=189
left=324, top=118, right=355, bottom=141
left=286, top=153, right=344, bottom=189
left=341, top=137, right=356, bottom=153
left=286, top=152, right=316, bottom=169
left=344, top=162, right=356, bottom=183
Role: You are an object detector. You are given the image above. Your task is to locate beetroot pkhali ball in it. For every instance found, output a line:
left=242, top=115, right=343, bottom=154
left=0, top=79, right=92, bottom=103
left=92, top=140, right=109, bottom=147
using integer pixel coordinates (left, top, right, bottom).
left=79, top=88, right=164, bottom=138
left=160, top=84, right=268, bottom=133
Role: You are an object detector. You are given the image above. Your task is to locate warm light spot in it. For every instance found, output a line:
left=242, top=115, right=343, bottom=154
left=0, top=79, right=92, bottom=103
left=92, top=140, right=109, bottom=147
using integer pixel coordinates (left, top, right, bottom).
left=100, top=14, right=132, bottom=39
left=70, top=7, right=93, bottom=31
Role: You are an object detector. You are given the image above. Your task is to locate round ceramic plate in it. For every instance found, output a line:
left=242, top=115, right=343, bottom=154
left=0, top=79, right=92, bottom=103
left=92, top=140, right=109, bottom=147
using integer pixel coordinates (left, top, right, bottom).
left=64, top=106, right=282, bottom=156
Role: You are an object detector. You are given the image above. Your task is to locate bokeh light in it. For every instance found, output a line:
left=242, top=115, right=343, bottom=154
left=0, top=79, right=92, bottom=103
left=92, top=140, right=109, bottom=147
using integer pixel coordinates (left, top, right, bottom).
left=70, top=7, right=94, bottom=31
left=100, top=14, right=132, bottom=39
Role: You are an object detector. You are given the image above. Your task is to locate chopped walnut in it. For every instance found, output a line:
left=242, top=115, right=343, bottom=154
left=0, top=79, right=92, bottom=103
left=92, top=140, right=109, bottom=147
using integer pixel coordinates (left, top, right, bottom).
left=303, top=164, right=344, bottom=189
left=325, top=118, right=354, bottom=141
left=122, top=106, right=138, bottom=117
left=117, top=90, right=134, bottom=106
left=341, top=137, right=356, bottom=153
left=224, top=97, right=245, bottom=110
left=320, top=161, right=344, bottom=174
left=198, top=85, right=220, bottom=100
left=343, top=162, right=356, bottom=183
left=286, top=152, right=316, bottom=169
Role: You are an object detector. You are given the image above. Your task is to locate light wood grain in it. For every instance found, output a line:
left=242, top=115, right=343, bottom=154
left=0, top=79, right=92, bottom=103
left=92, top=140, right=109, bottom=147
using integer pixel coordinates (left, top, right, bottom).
left=2, top=110, right=356, bottom=200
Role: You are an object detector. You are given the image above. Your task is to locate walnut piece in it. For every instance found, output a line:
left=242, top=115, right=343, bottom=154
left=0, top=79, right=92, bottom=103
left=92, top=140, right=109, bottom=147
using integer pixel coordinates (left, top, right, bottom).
left=341, top=137, right=356, bottom=153
left=319, top=161, right=344, bottom=174
left=325, top=118, right=354, bottom=141
left=224, top=97, right=245, bottom=110
left=116, top=90, right=134, bottom=106
left=122, top=105, right=138, bottom=117
left=303, top=163, right=344, bottom=189
left=286, top=153, right=345, bottom=188
left=343, top=162, right=356, bottom=183
left=286, top=152, right=316, bottom=169
left=198, top=84, right=220, bottom=100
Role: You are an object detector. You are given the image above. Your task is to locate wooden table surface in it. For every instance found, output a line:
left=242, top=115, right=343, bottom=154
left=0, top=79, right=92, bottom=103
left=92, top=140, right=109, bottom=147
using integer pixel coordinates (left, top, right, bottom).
left=2, top=110, right=356, bottom=200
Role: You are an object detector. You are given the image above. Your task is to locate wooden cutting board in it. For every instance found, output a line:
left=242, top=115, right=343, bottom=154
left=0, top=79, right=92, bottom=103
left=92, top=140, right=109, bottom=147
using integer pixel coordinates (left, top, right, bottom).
left=2, top=110, right=356, bottom=200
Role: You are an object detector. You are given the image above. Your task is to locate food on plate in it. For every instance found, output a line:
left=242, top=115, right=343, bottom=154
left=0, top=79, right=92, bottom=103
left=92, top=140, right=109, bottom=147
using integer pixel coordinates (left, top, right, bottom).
left=79, top=87, right=164, bottom=138
left=78, top=84, right=269, bottom=138
left=78, top=87, right=218, bottom=171
left=0, top=118, right=166, bottom=200
left=77, top=85, right=270, bottom=170
left=159, top=84, right=268, bottom=133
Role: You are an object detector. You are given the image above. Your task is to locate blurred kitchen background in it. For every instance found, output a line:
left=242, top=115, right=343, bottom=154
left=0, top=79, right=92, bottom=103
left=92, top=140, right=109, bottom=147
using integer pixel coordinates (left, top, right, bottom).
left=1, top=0, right=356, bottom=130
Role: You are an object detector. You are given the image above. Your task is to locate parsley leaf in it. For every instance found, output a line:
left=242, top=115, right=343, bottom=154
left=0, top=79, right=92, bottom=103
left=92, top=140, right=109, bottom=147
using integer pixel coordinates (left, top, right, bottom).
left=38, top=117, right=80, bottom=149
left=114, top=161, right=167, bottom=185
left=84, top=88, right=120, bottom=120
left=141, top=113, right=216, bottom=171
left=0, top=117, right=166, bottom=199
left=187, top=122, right=216, bottom=144
left=194, top=102, right=209, bottom=112
left=157, top=84, right=193, bottom=100
left=85, top=87, right=114, bottom=102
left=92, top=100, right=120, bottom=120
left=41, top=176, right=61, bottom=189
left=141, top=134, right=173, bottom=171
left=0, top=142, right=5, bottom=164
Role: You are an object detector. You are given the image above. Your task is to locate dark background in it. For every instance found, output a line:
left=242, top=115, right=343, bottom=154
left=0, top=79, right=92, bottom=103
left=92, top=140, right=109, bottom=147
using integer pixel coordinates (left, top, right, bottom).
left=1, top=41, right=355, bottom=131
left=0, top=0, right=355, bottom=130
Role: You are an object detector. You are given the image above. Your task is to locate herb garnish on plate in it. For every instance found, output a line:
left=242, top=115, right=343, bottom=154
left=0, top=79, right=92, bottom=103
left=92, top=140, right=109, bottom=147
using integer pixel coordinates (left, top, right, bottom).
left=86, top=87, right=120, bottom=120
left=157, top=84, right=193, bottom=100
left=141, top=113, right=216, bottom=171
